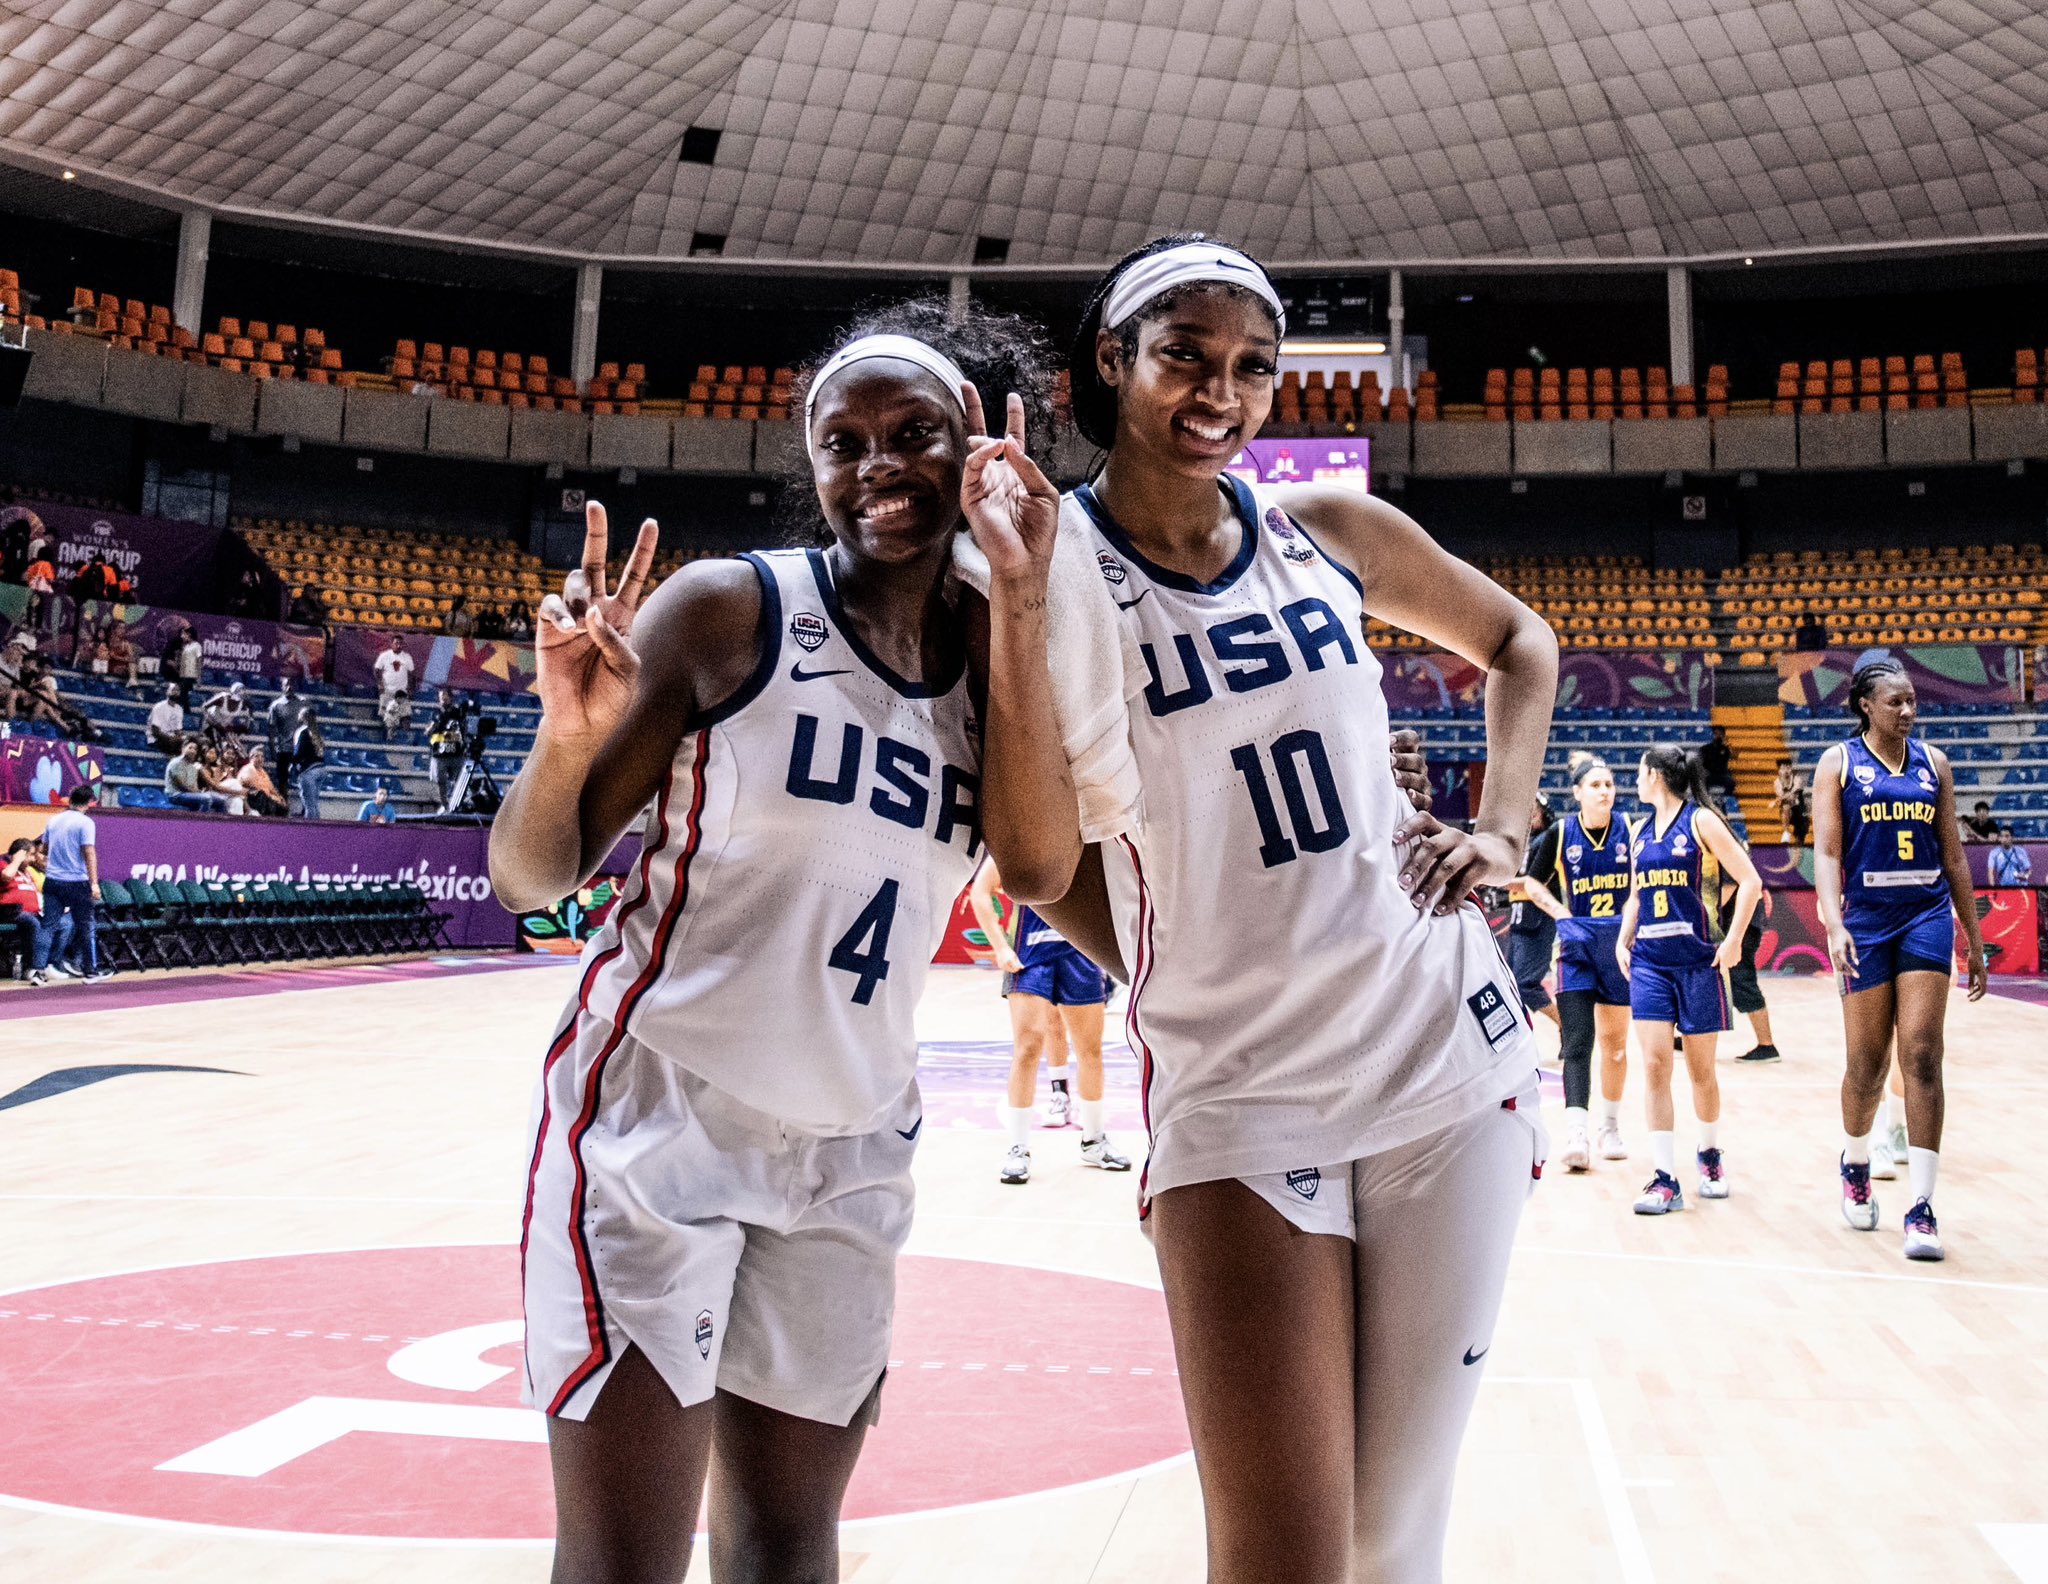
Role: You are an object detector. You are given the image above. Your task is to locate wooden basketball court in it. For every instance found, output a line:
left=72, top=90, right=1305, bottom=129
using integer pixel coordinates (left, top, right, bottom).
left=2, top=957, right=2044, bottom=1583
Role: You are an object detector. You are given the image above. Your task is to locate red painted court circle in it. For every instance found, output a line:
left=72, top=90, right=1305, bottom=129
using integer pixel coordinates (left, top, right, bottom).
left=0, top=1245, right=1189, bottom=1541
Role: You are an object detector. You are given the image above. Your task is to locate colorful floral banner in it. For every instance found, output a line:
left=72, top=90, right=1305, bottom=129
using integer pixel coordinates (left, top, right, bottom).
left=333, top=628, right=539, bottom=698
left=0, top=739, right=104, bottom=803
left=1777, top=644, right=2025, bottom=712
left=1378, top=648, right=1714, bottom=714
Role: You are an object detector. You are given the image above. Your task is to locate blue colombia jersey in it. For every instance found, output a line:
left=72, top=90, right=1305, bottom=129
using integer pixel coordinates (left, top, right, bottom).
left=1840, top=736, right=1947, bottom=930
left=1012, top=905, right=1075, bottom=969
left=1555, top=812, right=1635, bottom=938
left=1630, top=803, right=1721, bottom=968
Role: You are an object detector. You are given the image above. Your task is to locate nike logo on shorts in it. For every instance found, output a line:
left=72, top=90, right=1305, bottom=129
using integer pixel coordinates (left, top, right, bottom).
left=1463, top=1345, right=1488, bottom=1366
left=896, top=1117, right=923, bottom=1141
left=790, top=662, right=854, bottom=683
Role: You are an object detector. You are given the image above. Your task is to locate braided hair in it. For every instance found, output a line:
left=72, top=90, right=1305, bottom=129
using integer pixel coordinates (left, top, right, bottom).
left=1845, top=657, right=1908, bottom=732
left=1066, top=233, right=1284, bottom=451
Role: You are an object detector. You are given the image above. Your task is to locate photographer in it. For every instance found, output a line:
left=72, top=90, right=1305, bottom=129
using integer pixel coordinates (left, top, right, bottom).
left=426, top=687, right=469, bottom=812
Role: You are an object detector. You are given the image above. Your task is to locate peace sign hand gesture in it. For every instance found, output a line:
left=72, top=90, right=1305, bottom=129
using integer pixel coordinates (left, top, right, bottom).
left=960, top=385, right=1061, bottom=588
left=535, top=501, right=659, bottom=748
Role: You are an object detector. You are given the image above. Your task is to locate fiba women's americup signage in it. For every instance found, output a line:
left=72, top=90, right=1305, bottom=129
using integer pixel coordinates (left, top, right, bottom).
left=1226, top=438, right=1371, bottom=490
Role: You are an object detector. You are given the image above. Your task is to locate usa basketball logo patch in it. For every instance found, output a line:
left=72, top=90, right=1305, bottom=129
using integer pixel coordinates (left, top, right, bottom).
left=1285, top=1168, right=1321, bottom=1200
left=790, top=611, right=828, bottom=651
left=695, top=1308, right=715, bottom=1359
left=1097, top=552, right=1127, bottom=585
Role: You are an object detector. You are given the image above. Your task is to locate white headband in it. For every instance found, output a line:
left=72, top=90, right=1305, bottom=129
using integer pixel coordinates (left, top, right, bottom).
left=1102, top=243, right=1286, bottom=335
left=804, top=334, right=970, bottom=455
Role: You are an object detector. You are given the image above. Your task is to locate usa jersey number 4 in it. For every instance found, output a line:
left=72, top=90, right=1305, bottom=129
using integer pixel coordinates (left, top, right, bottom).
left=829, top=879, right=898, bottom=1004
left=1229, top=729, right=1350, bottom=868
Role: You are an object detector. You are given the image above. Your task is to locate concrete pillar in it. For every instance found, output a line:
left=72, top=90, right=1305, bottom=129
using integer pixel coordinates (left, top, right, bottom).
left=1386, top=269, right=1406, bottom=390
left=173, top=210, right=210, bottom=334
left=571, top=262, right=602, bottom=389
left=1666, top=265, right=1694, bottom=389
left=948, top=272, right=970, bottom=324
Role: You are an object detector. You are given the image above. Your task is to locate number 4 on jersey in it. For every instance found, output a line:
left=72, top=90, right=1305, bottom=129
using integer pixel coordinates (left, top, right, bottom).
left=829, top=880, right=898, bottom=1005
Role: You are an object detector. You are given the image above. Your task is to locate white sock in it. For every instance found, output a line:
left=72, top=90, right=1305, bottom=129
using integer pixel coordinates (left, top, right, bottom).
left=1000, top=1105, right=1031, bottom=1151
left=1909, top=1147, right=1939, bottom=1205
left=1650, top=1131, right=1676, bottom=1175
left=1564, top=1105, right=1589, bottom=1135
left=1874, top=1094, right=1892, bottom=1132
left=1078, top=1098, right=1105, bottom=1139
left=1600, top=1097, right=1620, bottom=1126
left=1697, top=1120, right=1718, bottom=1151
left=1843, top=1132, right=1870, bottom=1165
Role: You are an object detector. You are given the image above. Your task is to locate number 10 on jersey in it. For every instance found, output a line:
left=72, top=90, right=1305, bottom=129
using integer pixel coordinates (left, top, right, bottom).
left=1229, top=729, right=1350, bottom=868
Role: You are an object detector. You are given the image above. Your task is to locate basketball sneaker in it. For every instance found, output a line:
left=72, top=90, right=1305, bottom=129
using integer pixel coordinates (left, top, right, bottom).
left=1080, top=1134, right=1131, bottom=1171
left=1697, top=1148, right=1729, bottom=1199
left=999, top=1146, right=1031, bottom=1185
left=1903, top=1199, right=1944, bottom=1261
left=1869, top=1138, right=1898, bottom=1180
left=1840, top=1156, right=1878, bottom=1231
left=1736, top=1043, right=1781, bottom=1064
left=86, top=968, right=114, bottom=982
left=26, top=969, right=49, bottom=987
left=52, top=960, right=83, bottom=979
left=1041, top=1088, right=1072, bottom=1128
left=1888, top=1120, right=1910, bottom=1161
left=1633, top=1170, right=1684, bottom=1214
left=1597, top=1123, right=1628, bottom=1161
left=1559, top=1125, right=1591, bottom=1173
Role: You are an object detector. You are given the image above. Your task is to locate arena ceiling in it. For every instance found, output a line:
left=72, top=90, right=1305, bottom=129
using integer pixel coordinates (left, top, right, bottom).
left=2, top=0, right=2046, bottom=268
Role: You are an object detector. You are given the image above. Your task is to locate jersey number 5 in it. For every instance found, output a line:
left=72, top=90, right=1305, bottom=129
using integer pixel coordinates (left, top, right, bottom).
left=1896, top=829, right=1915, bottom=863
left=1229, top=729, right=1350, bottom=869
left=829, top=880, right=898, bottom=1005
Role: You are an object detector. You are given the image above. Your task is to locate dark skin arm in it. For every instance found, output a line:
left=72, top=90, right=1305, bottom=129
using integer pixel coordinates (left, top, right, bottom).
left=488, top=504, right=760, bottom=914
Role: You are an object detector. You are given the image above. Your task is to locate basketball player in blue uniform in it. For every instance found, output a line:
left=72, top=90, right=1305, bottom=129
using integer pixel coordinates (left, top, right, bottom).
left=1812, top=659, right=1986, bottom=1258
left=1518, top=752, right=1636, bottom=1170
left=967, top=236, right=1557, bottom=1584
left=967, top=853, right=1130, bottom=1182
left=1616, top=744, right=1763, bottom=1214
left=490, top=304, right=1052, bottom=1583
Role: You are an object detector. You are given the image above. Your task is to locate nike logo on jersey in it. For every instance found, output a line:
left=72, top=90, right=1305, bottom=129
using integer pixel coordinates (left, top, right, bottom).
left=789, top=662, right=854, bottom=683
left=896, top=1117, right=923, bottom=1141
left=1463, top=1345, right=1488, bottom=1366
left=1115, top=588, right=1150, bottom=611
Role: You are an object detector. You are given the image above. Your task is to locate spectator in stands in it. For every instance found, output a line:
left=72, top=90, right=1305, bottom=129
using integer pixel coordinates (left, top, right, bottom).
left=373, top=635, right=415, bottom=710
left=288, top=583, right=327, bottom=626
left=229, top=566, right=269, bottom=618
left=1772, top=759, right=1811, bottom=845
left=237, top=748, right=288, bottom=818
left=0, top=499, right=35, bottom=583
left=1988, top=827, right=2032, bottom=888
left=1, top=838, right=47, bottom=979
left=444, top=592, right=476, bottom=638
left=504, top=601, right=533, bottom=640
left=0, top=635, right=31, bottom=722
left=146, top=682, right=186, bottom=755
left=426, top=687, right=468, bottom=811
left=1698, top=726, right=1736, bottom=795
left=199, top=744, right=248, bottom=816
left=15, top=652, right=70, bottom=733
left=68, top=553, right=117, bottom=603
left=104, top=622, right=139, bottom=689
left=358, top=786, right=395, bottom=825
left=267, top=676, right=301, bottom=765
left=473, top=604, right=502, bottom=639
left=164, top=739, right=229, bottom=813
left=111, top=563, right=134, bottom=604
left=1793, top=604, right=1828, bottom=651
left=380, top=685, right=414, bottom=741
left=200, top=682, right=252, bottom=751
left=23, top=546, right=55, bottom=596
left=30, top=784, right=108, bottom=984
left=1961, top=801, right=2001, bottom=842
left=288, top=705, right=327, bottom=818
left=174, top=625, right=204, bottom=703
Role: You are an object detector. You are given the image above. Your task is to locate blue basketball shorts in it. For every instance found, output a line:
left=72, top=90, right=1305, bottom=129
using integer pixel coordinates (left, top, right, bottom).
left=1628, top=957, right=1731, bottom=1036
left=1507, top=924, right=1555, bottom=1011
left=1557, top=922, right=1630, bottom=1007
left=1844, top=906, right=1954, bottom=995
left=1004, top=946, right=1113, bottom=1006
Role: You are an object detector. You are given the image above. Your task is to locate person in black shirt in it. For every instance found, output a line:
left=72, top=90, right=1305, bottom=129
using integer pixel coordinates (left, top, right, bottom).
left=1507, top=795, right=1561, bottom=1027
left=1793, top=604, right=1829, bottom=651
left=426, top=688, right=469, bottom=812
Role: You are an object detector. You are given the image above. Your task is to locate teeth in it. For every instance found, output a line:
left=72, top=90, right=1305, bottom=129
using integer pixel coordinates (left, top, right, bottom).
left=1180, top=419, right=1231, bottom=442
left=864, top=496, right=911, bottom=519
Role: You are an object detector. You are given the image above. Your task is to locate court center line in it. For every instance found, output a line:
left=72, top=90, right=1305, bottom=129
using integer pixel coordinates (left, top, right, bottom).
left=1486, top=1375, right=1656, bottom=1584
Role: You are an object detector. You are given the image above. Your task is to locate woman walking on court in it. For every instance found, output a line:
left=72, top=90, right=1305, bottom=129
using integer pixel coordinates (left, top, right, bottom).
left=491, top=303, right=1050, bottom=1583
left=971, top=235, right=1557, bottom=1584
left=1517, top=751, right=1636, bottom=1170
left=1812, top=659, right=1986, bottom=1259
left=1615, top=745, right=1763, bottom=1214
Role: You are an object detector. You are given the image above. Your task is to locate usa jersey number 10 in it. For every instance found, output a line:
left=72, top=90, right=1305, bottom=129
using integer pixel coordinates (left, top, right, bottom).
left=1229, top=729, right=1350, bottom=868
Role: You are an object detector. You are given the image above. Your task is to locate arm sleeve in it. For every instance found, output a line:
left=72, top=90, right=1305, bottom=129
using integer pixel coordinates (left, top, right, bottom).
left=1528, top=823, right=1565, bottom=900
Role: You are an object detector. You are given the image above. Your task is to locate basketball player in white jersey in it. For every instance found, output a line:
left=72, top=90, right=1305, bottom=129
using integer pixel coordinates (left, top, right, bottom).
left=965, top=236, right=1558, bottom=1584
left=490, top=302, right=1053, bottom=1583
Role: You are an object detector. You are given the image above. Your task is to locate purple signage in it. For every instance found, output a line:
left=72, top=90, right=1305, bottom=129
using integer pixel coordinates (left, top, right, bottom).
left=334, top=627, right=538, bottom=698
left=1379, top=648, right=1714, bottom=713
left=85, top=809, right=511, bottom=947
left=1226, top=437, right=1371, bottom=488
left=1778, top=644, right=2025, bottom=712
left=19, top=502, right=226, bottom=609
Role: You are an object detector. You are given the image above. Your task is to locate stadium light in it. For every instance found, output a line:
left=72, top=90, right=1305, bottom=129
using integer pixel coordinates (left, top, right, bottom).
left=1280, top=339, right=1386, bottom=355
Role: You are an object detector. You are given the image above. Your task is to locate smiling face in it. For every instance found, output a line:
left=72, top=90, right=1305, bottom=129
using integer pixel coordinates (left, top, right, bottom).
left=1574, top=764, right=1616, bottom=822
left=807, top=360, right=967, bottom=566
left=1095, top=285, right=1278, bottom=480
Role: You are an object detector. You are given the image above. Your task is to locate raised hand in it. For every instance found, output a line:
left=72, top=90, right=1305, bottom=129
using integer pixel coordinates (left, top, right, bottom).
left=534, top=501, right=659, bottom=747
left=960, top=385, right=1060, bottom=585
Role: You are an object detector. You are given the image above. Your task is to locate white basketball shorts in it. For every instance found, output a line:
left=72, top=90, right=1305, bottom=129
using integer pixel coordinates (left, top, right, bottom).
left=520, top=1015, right=920, bottom=1427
